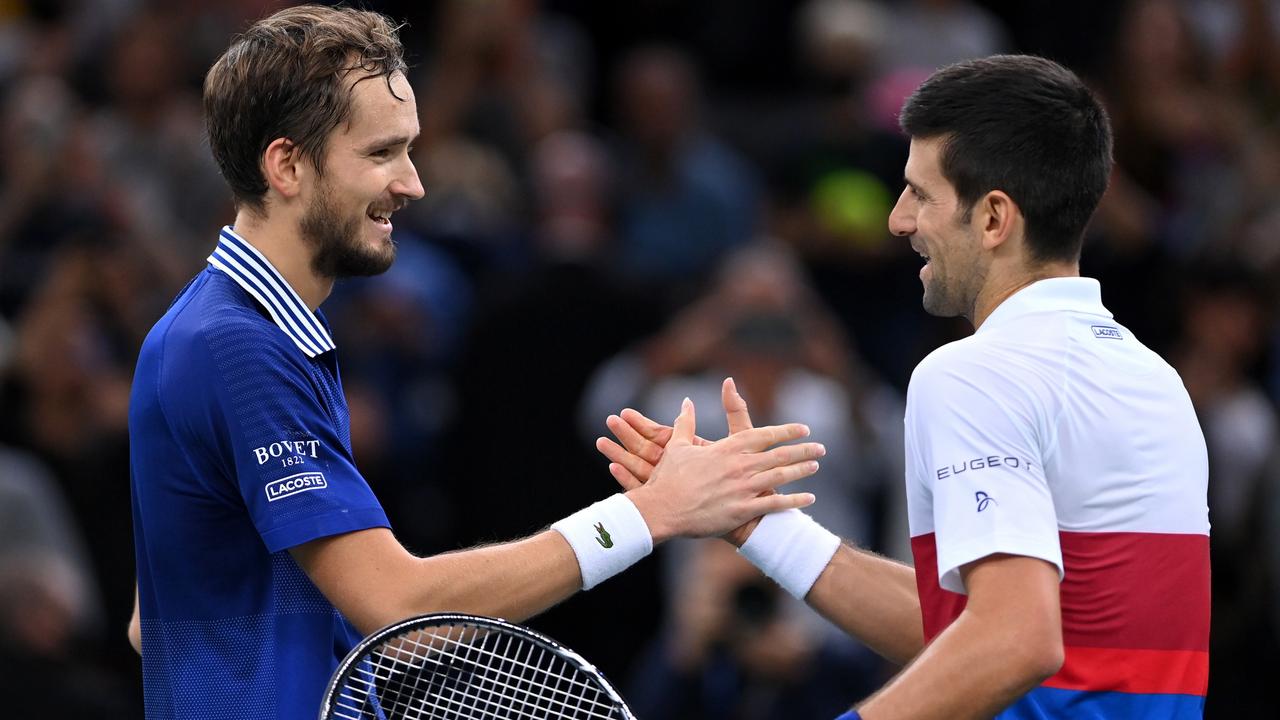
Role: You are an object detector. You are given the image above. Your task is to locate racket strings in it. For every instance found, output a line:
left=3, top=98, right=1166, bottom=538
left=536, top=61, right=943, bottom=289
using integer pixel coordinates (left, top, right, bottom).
left=386, top=633, right=608, bottom=720
left=360, top=633, right=609, bottom=720
left=331, top=621, right=619, bottom=720
left=366, top=625, right=611, bottom=712
left=342, top=627, right=610, bottom=717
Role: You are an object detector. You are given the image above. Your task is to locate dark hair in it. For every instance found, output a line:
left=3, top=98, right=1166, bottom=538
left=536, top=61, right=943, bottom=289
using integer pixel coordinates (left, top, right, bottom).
left=203, top=5, right=407, bottom=213
left=899, top=55, right=1113, bottom=264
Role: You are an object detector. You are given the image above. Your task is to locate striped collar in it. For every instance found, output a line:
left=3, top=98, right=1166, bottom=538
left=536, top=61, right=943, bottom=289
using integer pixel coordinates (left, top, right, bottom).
left=206, top=226, right=337, bottom=357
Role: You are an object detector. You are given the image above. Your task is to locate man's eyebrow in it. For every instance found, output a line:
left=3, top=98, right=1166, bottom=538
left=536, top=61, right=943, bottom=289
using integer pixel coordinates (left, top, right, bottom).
left=361, top=132, right=420, bottom=152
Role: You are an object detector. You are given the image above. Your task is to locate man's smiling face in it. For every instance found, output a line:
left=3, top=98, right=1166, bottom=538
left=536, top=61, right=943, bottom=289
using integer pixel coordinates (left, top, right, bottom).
left=300, top=70, right=424, bottom=279
left=889, top=136, right=986, bottom=319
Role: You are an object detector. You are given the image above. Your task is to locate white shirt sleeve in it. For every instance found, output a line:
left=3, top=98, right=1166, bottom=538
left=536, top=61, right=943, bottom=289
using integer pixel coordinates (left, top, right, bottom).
left=907, top=344, right=1063, bottom=593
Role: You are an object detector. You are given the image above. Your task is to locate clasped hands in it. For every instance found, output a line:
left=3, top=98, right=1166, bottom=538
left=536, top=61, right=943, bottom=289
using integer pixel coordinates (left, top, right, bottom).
left=597, top=377, right=821, bottom=546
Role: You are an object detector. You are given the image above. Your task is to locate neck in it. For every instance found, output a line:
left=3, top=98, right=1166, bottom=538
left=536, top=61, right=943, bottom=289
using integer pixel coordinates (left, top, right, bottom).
left=231, top=209, right=332, bottom=311
left=970, top=261, right=1079, bottom=329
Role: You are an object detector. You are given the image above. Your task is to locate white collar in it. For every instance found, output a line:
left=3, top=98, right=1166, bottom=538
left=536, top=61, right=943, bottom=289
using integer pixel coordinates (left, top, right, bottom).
left=206, top=226, right=336, bottom=357
left=978, top=277, right=1112, bottom=335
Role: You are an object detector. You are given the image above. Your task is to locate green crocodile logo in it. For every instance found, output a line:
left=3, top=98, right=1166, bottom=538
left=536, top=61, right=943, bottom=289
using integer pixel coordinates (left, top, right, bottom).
left=594, top=522, right=613, bottom=549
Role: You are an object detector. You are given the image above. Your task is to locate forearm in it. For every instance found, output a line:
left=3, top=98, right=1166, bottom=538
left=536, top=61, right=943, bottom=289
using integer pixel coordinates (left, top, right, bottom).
left=293, top=527, right=584, bottom=636
left=806, top=544, right=923, bottom=665
left=401, top=531, right=583, bottom=625
left=300, top=410, right=823, bottom=636
left=856, top=556, right=1065, bottom=719
left=856, top=609, right=1056, bottom=720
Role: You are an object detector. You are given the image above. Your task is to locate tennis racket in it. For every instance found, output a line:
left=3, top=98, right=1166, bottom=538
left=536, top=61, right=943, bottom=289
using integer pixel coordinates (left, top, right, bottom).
left=319, top=613, right=636, bottom=720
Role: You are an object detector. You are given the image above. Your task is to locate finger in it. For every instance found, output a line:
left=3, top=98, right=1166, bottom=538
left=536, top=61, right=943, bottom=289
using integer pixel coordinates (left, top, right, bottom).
left=671, top=397, right=696, bottom=445
left=596, top=436, right=655, bottom=482
left=723, top=422, right=811, bottom=453
left=748, top=460, right=821, bottom=492
left=722, top=377, right=754, bottom=434
left=620, top=408, right=673, bottom=444
left=608, top=462, right=645, bottom=491
left=744, top=442, right=827, bottom=472
left=606, top=414, right=664, bottom=465
left=743, top=492, right=818, bottom=516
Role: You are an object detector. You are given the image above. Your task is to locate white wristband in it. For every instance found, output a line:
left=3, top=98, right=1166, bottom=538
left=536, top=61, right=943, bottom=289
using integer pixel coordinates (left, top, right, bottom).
left=551, top=493, right=653, bottom=590
left=738, top=509, right=841, bottom=599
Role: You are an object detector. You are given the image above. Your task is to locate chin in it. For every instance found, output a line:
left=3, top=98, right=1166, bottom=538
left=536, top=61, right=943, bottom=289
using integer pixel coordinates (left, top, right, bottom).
left=921, top=290, right=960, bottom=318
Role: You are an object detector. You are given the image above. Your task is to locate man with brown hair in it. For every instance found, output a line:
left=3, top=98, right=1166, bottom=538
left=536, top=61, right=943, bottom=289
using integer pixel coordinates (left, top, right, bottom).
left=127, top=6, right=824, bottom=718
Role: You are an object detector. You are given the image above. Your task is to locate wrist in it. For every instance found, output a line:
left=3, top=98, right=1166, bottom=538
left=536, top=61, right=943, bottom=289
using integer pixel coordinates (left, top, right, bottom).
left=624, top=486, right=673, bottom=544
left=738, top=509, right=841, bottom=600
left=551, top=493, right=654, bottom=590
left=723, top=516, right=762, bottom=548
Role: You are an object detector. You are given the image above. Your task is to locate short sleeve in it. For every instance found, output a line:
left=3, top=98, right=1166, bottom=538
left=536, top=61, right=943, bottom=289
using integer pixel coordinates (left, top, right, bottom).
left=907, top=347, right=1062, bottom=593
left=173, top=318, right=389, bottom=553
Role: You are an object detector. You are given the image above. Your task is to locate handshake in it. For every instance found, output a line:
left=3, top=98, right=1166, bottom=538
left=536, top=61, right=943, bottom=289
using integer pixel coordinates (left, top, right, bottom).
left=554, top=376, right=839, bottom=599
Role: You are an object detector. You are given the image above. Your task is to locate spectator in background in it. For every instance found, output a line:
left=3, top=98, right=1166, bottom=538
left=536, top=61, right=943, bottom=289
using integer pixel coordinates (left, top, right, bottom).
left=583, top=242, right=905, bottom=554
left=320, top=229, right=473, bottom=552
left=878, top=0, right=1009, bottom=73
left=766, top=0, right=928, bottom=389
left=87, top=9, right=229, bottom=269
left=1094, top=0, right=1270, bottom=261
left=627, top=539, right=881, bottom=720
left=0, top=233, right=163, bottom=680
left=405, top=0, right=595, bottom=276
left=580, top=241, right=911, bottom=656
left=0, top=446, right=130, bottom=718
left=611, top=46, right=761, bottom=285
left=0, top=73, right=84, bottom=317
left=442, top=131, right=664, bottom=673
left=0, top=447, right=101, bottom=627
left=1172, top=266, right=1280, bottom=718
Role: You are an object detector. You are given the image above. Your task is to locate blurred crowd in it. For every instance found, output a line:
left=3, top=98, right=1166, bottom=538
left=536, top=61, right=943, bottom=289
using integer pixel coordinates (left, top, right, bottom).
left=1, top=0, right=1279, bottom=717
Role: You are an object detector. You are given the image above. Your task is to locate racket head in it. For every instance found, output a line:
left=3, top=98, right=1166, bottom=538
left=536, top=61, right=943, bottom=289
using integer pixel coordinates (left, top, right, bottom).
left=319, top=613, right=635, bottom=720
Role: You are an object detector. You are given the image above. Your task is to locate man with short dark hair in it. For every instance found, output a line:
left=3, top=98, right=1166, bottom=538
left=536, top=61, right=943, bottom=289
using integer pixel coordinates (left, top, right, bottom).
left=127, top=6, right=825, bottom=718
left=601, top=55, right=1210, bottom=719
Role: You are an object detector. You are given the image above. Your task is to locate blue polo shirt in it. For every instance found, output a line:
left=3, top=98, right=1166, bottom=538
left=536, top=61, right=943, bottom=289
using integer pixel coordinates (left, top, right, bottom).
left=130, top=226, right=390, bottom=719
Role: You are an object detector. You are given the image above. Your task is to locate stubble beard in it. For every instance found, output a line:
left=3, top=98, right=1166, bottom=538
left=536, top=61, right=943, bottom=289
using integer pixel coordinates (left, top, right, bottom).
left=920, top=242, right=984, bottom=320
left=922, top=265, right=964, bottom=317
left=301, top=178, right=396, bottom=279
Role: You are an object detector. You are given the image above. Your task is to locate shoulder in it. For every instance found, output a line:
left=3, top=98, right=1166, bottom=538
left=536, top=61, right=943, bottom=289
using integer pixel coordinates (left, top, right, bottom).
left=907, top=327, right=1064, bottom=419
left=909, top=335, right=1004, bottom=397
left=147, top=271, right=308, bottom=389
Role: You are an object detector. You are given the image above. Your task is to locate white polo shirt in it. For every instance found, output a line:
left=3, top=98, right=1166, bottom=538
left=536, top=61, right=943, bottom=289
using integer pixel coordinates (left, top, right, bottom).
left=904, top=277, right=1210, bottom=718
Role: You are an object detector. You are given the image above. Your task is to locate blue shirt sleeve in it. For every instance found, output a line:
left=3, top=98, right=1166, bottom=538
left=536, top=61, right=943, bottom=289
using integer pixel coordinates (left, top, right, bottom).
left=166, top=312, right=389, bottom=553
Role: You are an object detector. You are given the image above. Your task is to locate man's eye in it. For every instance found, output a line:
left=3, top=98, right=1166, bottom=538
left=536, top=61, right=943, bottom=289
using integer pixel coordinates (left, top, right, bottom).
left=371, top=148, right=391, bottom=158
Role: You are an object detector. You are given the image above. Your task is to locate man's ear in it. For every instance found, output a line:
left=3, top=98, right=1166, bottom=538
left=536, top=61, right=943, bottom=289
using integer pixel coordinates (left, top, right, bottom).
left=261, top=138, right=306, bottom=200
left=977, top=189, right=1020, bottom=251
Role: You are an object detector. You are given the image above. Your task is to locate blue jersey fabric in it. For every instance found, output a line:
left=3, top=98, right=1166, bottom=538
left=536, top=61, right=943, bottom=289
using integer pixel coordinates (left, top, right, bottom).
left=130, top=227, right=390, bottom=719
left=1000, top=687, right=1205, bottom=719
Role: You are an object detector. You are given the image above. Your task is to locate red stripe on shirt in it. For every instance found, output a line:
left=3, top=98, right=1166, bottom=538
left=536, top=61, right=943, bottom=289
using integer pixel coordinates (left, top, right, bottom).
left=910, top=533, right=966, bottom=641
left=910, top=530, right=1210, bottom=695
left=1057, top=531, right=1209, bottom=651
left=1044, top=646, right=1209, bottom=696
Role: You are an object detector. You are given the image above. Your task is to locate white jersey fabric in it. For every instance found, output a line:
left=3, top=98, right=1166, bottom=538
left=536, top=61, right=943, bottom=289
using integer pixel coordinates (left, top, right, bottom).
left=904, top=276, right=1210, bottom=717
left=905, top=276, right=1208, bottom=589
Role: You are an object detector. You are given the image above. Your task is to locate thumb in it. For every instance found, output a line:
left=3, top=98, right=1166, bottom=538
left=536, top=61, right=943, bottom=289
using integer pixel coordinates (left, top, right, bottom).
left=722, top=376, right=753, bottom=434
left=671, top=397, right=696, bottom=445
